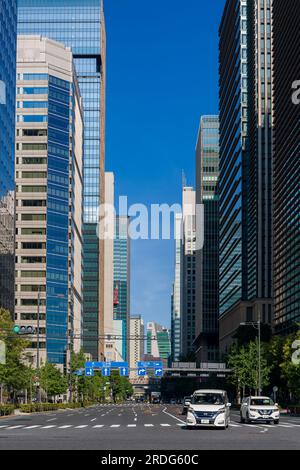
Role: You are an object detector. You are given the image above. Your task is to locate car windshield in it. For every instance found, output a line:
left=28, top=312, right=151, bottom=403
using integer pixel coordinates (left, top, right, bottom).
left=192, top=393, right=224, bottom=405
left=251, top=398, right=274, bottom=406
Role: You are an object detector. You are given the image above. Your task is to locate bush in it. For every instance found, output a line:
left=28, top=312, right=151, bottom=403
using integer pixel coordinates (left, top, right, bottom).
left=18, top=402, right=96, bottom=413
left=0, top=404, right=15, bottom=416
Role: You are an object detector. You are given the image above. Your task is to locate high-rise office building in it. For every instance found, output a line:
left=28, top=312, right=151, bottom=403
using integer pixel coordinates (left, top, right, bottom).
left=0, top=0, right=17, bottom=315
left=15, top=36, right=83, bottom=368
left=146, top=322, right=171, bottom=365
left=18, top=0, right=106, bottom=361
left=113, top=216, right=130, bottom=361
left=129, top=315, right=144, bottom=374
left=194, top=116, right=219, bottom=363
left=273, top=0, right=300, bottom=335
left=218, top=0, right=273, bottom=353
left=181, top=187, right=196, bottom=357
left=171, top=213, right=182, bottom=361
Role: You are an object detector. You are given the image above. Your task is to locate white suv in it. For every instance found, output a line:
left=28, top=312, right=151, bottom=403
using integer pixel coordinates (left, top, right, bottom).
left=186, top=389, right=231, bottom=430
left=240, top=396, right=280, bottom=424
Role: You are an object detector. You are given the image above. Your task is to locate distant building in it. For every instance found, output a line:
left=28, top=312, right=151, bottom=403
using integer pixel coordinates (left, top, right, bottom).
left=194, top=116, right=220, bottom=362
left=147, top=322, right=171, bottom=365
left=113, top=216, right=130, bottom=361
left=129, top=315, right=144, bottom=374
left=15, top=36, right=83, bottom=368
left=0, top=0, right=17, bottom=315
left=181, top=187, right=196, bottom=356
left=171, top=213, right=182, bottom=361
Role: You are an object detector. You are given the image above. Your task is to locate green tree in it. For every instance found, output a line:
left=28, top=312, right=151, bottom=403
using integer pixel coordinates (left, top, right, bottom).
left=0, top=308, right=31, bottom=402
left=40, top=362, right=68, bottom=400
left=280, top=330, right=300, bottom=404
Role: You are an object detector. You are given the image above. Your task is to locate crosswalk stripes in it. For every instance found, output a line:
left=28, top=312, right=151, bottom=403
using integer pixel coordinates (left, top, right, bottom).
left=0, top=422, right=299, bottom=431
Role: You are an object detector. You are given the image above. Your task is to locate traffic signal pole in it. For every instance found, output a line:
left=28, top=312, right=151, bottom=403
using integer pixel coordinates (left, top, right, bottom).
left=36, top=287, right=41, bottom=403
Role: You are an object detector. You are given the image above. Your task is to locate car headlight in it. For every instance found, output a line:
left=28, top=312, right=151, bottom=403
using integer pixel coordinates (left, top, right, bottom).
left=215, top=408, right=226, bottom=416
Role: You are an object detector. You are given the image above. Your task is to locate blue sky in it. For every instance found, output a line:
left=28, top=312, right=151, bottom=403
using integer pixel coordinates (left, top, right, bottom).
left=105, top=0, right=225, bottom=329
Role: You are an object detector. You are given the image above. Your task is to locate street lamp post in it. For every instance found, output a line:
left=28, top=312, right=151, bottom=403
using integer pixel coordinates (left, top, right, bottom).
left=36, top=286, right=41, bottom=403
left=240, top=310, right=262, bottom=396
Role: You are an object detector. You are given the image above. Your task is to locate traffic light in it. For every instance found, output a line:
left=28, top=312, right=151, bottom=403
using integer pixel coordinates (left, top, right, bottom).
left=13, top=325, right=36, bottom=335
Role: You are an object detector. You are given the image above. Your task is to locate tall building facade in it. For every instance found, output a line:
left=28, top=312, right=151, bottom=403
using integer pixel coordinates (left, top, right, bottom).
left=218, top=0, right=273, bottom=353
left=147, top=322, right=171, bottom=365
left=18, top=0, right=106, bottom=361
left=129, top=315, right=144, bottom=374
left=273, top=0, right=300, bottom=335
left=113, top=216, right=130, bottom=361
left=171, top=213, right=182, bottom=361
left=103, top=172, right=115, bottom=361
left=15, top=36, right=83, bottom=367
left=0, top=0, right=17, bottom=315
left=181, top=187, right=196, bottom=357
left=194, top=116, right=219, bottom=363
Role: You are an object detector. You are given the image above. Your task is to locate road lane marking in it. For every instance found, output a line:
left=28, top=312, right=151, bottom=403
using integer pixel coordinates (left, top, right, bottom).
left=58, top=425, right=72, bottom=429
left=47, top=418, right=57, bottom=422
left=75, top=425, right=88, bottom=428
left=6, top=425, right=24, bottom=429
left=144, top=424, right=154, bottom=427
left=110, top=425, right=120, bottom=428
left=93, top=425, right=104, bottom=428
left=162, top=407, right=186, bottom=424
left=90, top=418, right=97, bottom=422
left=41, top=425, right=56, bottom=429
left=0, top=425, right=8, bottom=428
left=127, top=424, right=136, bottom=427
left=230, top=424, right=242, bottom=427
left=160, top=424, right=171, bottom=427
left=25, top=425, right=41, bottom=429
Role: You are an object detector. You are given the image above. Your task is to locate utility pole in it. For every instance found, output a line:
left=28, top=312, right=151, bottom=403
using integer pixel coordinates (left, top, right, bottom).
left=258, top=311, right=261, bottom=397
left=36, top=286, right=41, bottom=403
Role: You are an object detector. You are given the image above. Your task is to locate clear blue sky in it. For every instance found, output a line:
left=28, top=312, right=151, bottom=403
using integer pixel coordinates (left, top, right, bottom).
left=105, top=0, right=225, bottom=329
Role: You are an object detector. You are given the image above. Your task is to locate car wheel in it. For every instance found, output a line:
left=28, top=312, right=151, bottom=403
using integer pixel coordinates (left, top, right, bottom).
left=246, top=413, right=251, bottom=424
left=274, top=420, right=279, bottom=425
left=240, top=414, right=245, bottom=424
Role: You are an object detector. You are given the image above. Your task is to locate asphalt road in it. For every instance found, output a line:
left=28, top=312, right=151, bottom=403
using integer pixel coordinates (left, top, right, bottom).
left=0, top=404, right=299, bottom=450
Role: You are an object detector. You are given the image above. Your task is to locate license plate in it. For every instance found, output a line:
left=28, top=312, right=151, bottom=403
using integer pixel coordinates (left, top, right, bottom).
left=201, top=419, right=210, bottom=424
left=263, top=415, right=270, bottom=419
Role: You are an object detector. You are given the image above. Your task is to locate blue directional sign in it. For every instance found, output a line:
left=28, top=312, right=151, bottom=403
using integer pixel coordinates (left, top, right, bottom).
left=138, top=368, right=146, bottom=376
left=102, top=367, right=111, bottom=377
left=154, top=368, right=163, bottom=377
left=119, top=367, right=129, bottom=377
left=137, top=361, right=163, bottom=369
left=86, top=361, right=103, bottom=369
left=85, top=367, right=94, bottom=377
left=110, top=362, right=129, bottom=368
left=74, top=369, right=83, bottom=376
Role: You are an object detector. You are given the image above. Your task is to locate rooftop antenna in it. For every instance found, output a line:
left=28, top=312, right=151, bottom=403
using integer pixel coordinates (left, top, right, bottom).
left=182, top=170, right=187, bottom=189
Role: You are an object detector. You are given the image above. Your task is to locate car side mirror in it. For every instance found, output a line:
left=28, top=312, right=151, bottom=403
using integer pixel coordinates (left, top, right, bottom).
left=275, top=403, right=279, bottom=407
left=227, top=403, right=231, bottom=407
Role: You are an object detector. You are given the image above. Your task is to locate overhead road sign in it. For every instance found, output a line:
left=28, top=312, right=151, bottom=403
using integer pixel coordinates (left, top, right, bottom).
left=119, top=367, right=129, bottom=377
left=137, top=361, right=163, bottom=369
left=85, top=367, right=94, bottom=377
left=102, top=367, right=111, bottom=377
left=138, top=368, right=147, bottom=377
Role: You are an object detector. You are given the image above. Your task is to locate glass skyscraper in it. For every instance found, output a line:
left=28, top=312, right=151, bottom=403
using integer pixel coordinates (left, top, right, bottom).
left=18, top=0, right=106, bottom=360
left=113, top=216, right=130, bottom=361
left=171, top=213, right=182, bottom=362
left=219, top=0, right=273, bottom=352
left=194, top=116, right=219, bottom=362
left=15, top=36, right=83, bottom=367
left=0, top=0, right=17, bottom=315
left=273, top=0, right=300, bottom=335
